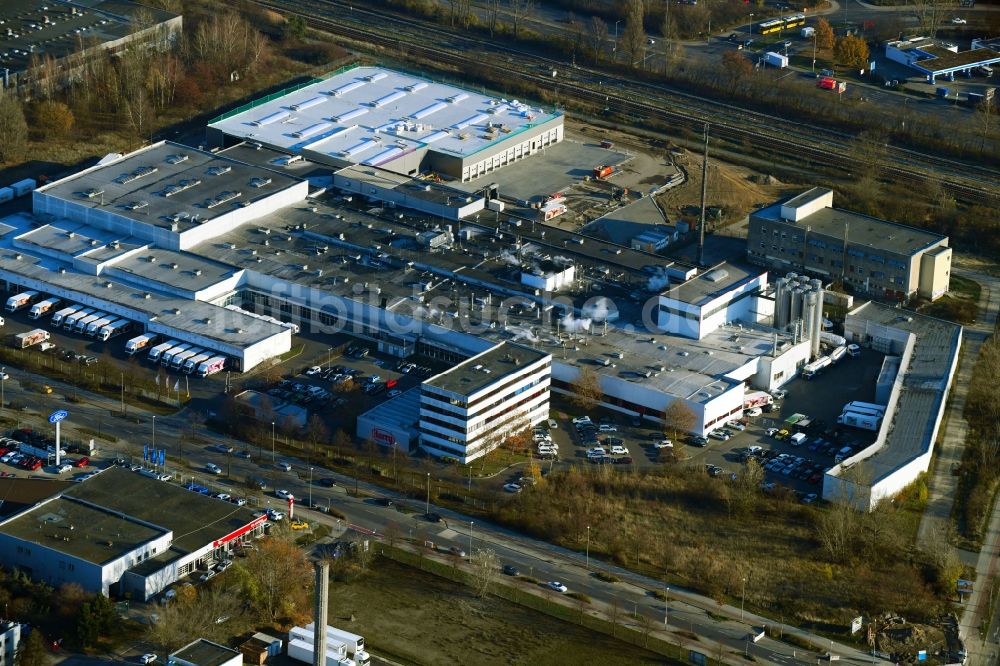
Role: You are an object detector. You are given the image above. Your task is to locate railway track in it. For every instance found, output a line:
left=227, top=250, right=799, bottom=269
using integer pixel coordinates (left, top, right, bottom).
left=253, top=0, right=999, bottom=205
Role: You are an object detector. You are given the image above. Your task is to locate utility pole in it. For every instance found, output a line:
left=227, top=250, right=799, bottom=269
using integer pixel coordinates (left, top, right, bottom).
left=425, top=472, right=430, bottom=515
left=697, top=123, right=709, bottom=267
left=271, top=421, right=276, bottom=463
left=586, top=525, right=591, bottom=570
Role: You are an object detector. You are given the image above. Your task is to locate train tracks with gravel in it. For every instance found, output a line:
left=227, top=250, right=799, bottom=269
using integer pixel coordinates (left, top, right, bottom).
left=254, top=0, right=999, bottom=205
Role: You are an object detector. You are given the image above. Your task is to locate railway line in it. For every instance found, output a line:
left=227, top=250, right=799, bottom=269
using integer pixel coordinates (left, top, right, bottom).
left=253, top=0, right=999, bottom=205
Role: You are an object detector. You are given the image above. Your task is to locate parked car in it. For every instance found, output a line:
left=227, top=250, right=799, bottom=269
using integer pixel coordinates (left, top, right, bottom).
left=72, top=457, right=89, bottom=468
left=502, top=483, right=523, bottom=493
left=654, top=439, right=673, bottom=449
left=690, top=436, right=709, bottom=447
left=609, top=445, right=628, bottom=456
left=746, top=407, right=762, bottom=417
left=205, top=463, right=222, bottom=475
left=139, top=654, right=157, bottom=664
left=598, top=424, right=618, bottom=433
left=318, top=478, right=336, bottom=487
left=547, top=419, right=558, bottom=429
left=611, top=456, right=634, bottom=465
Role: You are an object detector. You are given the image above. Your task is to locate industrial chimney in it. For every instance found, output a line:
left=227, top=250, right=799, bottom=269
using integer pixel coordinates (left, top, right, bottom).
left=312, top=562, right=329, bottom=666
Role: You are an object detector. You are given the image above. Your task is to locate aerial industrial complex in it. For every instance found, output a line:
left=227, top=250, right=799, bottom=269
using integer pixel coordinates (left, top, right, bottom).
left=0, top=66, right=961, bottom=495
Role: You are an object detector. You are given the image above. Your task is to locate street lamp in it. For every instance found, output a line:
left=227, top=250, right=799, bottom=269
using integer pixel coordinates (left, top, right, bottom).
left=741, top=576, right=747, bottom=621
left=152, top=414, right=156, bottom=456
left=749, top=13, right=754, bottom=40
left=586, top=525, right=591, bottom=570
left=271, top=421, right=275, bottom=463
left=1, top=366, right=6, bottom=410
left=613, top=19, right=622, bottom=57
left=664, top=585, right=670, bottom=626
left=308, top=466, right=313, bottom=507
left=425, top=472, right=430, bottom=515
left=469, top=520, right=474, bottom=557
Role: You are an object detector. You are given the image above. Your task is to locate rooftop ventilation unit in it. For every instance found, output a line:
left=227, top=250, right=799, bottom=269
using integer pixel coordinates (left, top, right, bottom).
left=165, top=154, right=188, bottom=165
left=116, top=166, right=158, bottom=185
left=124, top=201, right=148, bottom=211
left=162, top=178, right=201, bottom=197
left=249, top=177, right=272, bottom=188
left=173, top=308, right=181, bottom=315
left=83, top=188, right=104, bottom=199
left=207, top=165, right=231, bottom=176
left=205, top=190, right=242, bottom=209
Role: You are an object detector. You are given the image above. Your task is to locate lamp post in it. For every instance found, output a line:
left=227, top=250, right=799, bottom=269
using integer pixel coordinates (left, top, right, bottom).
left=1, top=366, right=6, bottom=411
left=664, top=585, right=670, bottom=626
left=613, top=19, right=622, bottom=58
left=271, top=421, right=275, bottom=463
left=469, top=521, right=474, bottom=557
left=586, top=525, right=591, bottom=570
left=308, top=466, right=313, bottom=507
left=741, top=576, right=747, bottom=621
left=749, top=13, right=754, bottom=40
left=326, top=347, right=333, bottom=370
left=152, top=415, right=156, bottom=456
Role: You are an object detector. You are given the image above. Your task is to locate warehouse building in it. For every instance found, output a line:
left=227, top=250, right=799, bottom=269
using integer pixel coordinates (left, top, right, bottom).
left=747, top=188, right=951, bottom=302
left=822, top=302, right=961, bottom=510
left=207, top=65, right=564, bottom=182
left=0, top=0, right=182, bottom=93
left=886, top=36, right=1000, bottom=83
left=0, top=468, right=266, bottom=599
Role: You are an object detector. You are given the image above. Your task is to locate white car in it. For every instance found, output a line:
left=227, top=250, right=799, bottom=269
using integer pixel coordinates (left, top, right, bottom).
left=547, top=419, right=558, bottom=429
left=951, top=17, right=966, bottom=24
left=503, top=483, right=523, bottom=493
left=609, top=445, right=628, bottom=456
left=745, top=407, right=763, bottom=417
left=598, top=424, right=618, bottom=432
left=765, top=427, right=779, bottom=437
left=277, top=462, right=292, bottom=472
left=139, top=654, right=157, bottom=665
left=0, top=372, right=8, bottom=381
left=305, top=366, right=322, bottom=376
left=205, top=463, right=222, bottom=475
left=729, top=421, right=747, bottom=431
left=267, top=509, right=285, bottom=521
left=55, top=463, right=72, bottom=474
left=770, top=389, right=787, bottom=400
left=586, top=447, right=607, bottom=458
left=548, top=581, right=569, bottom=593
left=654, top=439, right=673, bottom=449
left=572, top=416, right=592, bottom=425
left=213, top=493, right=231, bottom=501
left=275, top=489, right=294, bottom=500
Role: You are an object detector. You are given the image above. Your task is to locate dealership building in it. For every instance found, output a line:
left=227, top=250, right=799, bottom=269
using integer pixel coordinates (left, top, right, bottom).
left=0, top=468, right=265, bottom=599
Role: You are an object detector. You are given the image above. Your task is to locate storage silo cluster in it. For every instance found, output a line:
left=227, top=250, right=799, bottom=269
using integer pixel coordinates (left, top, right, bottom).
left=773, top=273, right=824, bottom=358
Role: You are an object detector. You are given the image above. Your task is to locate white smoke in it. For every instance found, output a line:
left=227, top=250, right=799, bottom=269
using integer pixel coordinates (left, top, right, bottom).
left=646, top=268, right=671, bottom=293
left=507, top=325, right=540, bottom=343
left=500, top=250, right=521, bottom=266
left=561, top=313, right=592, bottom=333
left=581, top=297, right=616, bottom=323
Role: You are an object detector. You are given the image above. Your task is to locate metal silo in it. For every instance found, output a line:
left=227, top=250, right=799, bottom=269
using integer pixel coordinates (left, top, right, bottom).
left=774, top=277, right=789, bottom=329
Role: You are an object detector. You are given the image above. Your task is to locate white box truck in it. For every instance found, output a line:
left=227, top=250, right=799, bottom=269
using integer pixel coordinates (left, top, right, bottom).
left=75, top=312, right=104, bottom=334
left=170, top=347, right=201, bottom=371
left=763, top=52, right=788, bottom=68
left=63, top=308, right=95, bottom=331
left=13, top=328, right=50, bottom=349
left=86, top=316, right=114, bottom=337
left=183, top=352, right=211, bottom=374
left=836, top=411, right=880, bottom=431
left=286, top=638, right=353, bottom=666
left=148, top=339, right=178, bottom=363
left=844, top=401, right=886, bottom=416
left=125, top=333, right=158, bottom=355
left=5, top=290, right=38, bottom=312
left=29, top=297, right=61, bottom=319
left=98, top=319, right=131, bottom=342
left=197, top=356, right=227, bottom=377
left=310, top=624, right=369, bottom=666
left=51, top=306, right=79, bottom=327
left=161, top=343, right=192, bottom=367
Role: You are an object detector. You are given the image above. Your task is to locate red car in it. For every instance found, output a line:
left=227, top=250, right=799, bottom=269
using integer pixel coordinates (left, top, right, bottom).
left=26, top=459, right=41, bottom=471
left=72, top=457, right=89, bottom=468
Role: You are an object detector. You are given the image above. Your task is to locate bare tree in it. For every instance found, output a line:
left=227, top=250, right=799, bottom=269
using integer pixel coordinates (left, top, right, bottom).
left=661, top=400, right=696, bottom=440
left=589, top=16, right=609, bottom=64
left=621, top=0, right=647, bottom=67
left=485, top=0, right=502, bottom=37
left=471, top=547, right=500, bottom=597
left=978, top=98, right=995, bottom=151
left=508, top=0, right=534, bottom=39
left=570, top=366, right=603, bottom=411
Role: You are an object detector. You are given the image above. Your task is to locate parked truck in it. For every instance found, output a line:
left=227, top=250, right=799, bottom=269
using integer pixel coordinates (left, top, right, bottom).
left=63, top=308, right=95, bottom=331
left=829, top=345, right=847, bottom=363
left=98, top=319, right=131, bottom=342
left=14, top=328, right=49, bottom=349
left=844, top=401, right=886, bottom=416
left=763, top=51, right=788, bottom=68
left=161, top=343, right=192, bottom=367
left=801, top=355, right=832, bottom=379
left=75, top=312, right=105, bottom=335
left=196, top=356, right=227, bottom=377
left=51, top=306, right=78, bottom=328
left=820, top=331, right=846, bottom=347
left=593, top=165, right=614, bottom=180
left=170, top=348, right=202, bottom=371
left=125, top=333, right=158, bottom=355
left=85, top=316, right=114, bottom=337
left=290, top=624, right=370, bottom=666
left=5, top=290, right=39, bottom=312
left=0, top=187, right=14, bottom=204
left=148, top=339, right=179, bottom=363
left=743, top=390, right=774, bottom=409
left=183, top=353, right=211, bottom=374
left=286, top=637, right=353, bottom=666
left=837, top=411, right=880, bottom=431
left=28, top=297, right=61, bottom=319
left=11, top=179, right=36, bottom=198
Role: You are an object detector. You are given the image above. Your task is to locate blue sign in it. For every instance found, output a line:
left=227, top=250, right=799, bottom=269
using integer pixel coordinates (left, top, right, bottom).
left=48, top=410, right=68, bottom=424
left=917, top=650, right=927, bottom=661
left=159, top=449, right=165, bottom=466
left=143, top=445, right=149, bottom=462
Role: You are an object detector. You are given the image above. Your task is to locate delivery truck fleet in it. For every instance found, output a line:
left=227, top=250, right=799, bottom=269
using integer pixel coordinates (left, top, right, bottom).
left=5, top=293, right=229, bottom=377
left=287, top=624, right=370, bottom=666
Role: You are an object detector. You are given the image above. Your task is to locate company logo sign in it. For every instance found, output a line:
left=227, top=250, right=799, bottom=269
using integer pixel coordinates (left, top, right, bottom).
left=372, top=428, right=395, bottom=446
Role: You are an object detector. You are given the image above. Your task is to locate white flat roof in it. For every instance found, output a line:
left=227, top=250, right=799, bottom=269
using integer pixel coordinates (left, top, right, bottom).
left=209, top=66, right=560, bottom=166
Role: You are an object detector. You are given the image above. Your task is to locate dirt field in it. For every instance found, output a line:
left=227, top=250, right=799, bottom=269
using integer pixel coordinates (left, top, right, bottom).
left=327, top=557, right=672, bottom=665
